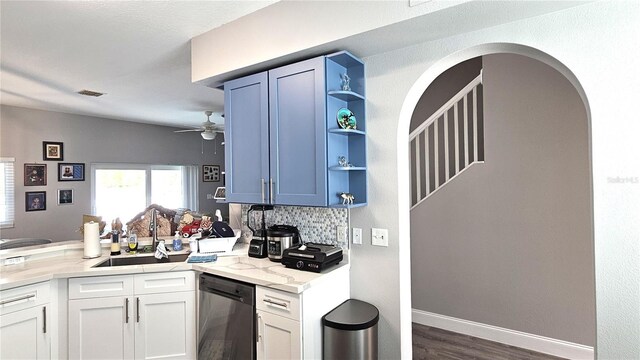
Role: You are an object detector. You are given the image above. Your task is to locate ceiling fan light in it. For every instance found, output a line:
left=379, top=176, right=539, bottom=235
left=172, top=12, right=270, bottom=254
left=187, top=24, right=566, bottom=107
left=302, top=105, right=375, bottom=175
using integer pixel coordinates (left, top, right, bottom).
left=201, top=131, right=216, bottom=140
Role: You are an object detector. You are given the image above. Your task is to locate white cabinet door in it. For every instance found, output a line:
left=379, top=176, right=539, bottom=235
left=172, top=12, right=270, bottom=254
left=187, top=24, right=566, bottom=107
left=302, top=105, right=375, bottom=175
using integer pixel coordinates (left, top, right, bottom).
left=0, top=305, right=50, bottom=359
left=134, top=292, right=195, bottom=360
left=257, top=310, right=301, bottom=360
left=68, top=297, right=134, bottom=359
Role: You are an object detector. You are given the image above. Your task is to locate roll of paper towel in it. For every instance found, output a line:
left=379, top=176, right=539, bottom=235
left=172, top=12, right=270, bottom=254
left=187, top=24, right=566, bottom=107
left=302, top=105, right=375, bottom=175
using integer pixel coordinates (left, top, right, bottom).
left=83, top=221, right=101, bottom=259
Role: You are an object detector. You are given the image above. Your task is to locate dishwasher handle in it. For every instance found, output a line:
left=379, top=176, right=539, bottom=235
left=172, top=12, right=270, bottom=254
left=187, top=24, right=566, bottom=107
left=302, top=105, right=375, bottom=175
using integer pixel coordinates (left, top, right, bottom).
left=201, top=285, right=249, bottom=304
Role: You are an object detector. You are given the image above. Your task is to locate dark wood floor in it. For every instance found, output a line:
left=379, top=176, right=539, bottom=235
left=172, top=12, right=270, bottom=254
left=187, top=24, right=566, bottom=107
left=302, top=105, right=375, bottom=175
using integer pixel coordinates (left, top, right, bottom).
left=412, top=323, right=566, bottom=360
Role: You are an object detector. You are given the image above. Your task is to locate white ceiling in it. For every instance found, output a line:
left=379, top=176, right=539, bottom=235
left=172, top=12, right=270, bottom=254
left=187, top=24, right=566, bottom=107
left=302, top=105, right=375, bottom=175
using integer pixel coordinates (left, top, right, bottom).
left=0, top=1, right=276, bottom=128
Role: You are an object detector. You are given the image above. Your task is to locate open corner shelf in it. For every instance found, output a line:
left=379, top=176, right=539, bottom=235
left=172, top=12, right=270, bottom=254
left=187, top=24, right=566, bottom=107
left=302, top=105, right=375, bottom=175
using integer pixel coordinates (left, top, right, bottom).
left=325, top=51, right=367, bottom=208
left=329, top=166, right=366, bottom=171
left=329, top=202, right=367, bottom=209
left=327, top=90, right=365, bottom=101
left=328, top=128, right=365, bottom=136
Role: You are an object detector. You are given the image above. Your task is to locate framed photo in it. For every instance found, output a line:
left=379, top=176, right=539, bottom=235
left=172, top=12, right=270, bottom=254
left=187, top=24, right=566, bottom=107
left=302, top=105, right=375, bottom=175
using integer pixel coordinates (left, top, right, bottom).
left=58, top=163, right=85, bottom=181
left=203, top=165, right=220, bottom=182
left=24, top=164, right=47, bottom=186
left=25, top=191, right=46, bottom=212
left=57, top=189, right=73, bottom=205
left=43, top=141, right=64, bottom=161
left=213, top=187, right=226, bottom=200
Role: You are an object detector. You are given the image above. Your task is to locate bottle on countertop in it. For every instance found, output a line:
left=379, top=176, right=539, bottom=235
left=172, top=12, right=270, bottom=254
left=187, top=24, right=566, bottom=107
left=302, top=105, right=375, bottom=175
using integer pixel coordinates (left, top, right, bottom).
left=173, top=231, right=183, bottom=251
left=110, top=230, right=121, bottom=256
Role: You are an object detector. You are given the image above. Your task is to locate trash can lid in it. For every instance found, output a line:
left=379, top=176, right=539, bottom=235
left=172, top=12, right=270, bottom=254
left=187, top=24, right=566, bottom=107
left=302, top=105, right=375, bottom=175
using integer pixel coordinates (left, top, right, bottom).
left=322, top=299, right=379, bottom=331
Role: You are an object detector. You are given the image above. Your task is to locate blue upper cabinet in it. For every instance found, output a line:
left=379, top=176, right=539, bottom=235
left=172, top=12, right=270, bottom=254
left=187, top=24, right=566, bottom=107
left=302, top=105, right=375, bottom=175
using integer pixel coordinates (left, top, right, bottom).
left=269, top=57, right=327, bottom=206
left=224, top=72, right=270, bottom=204
left=224, top=51, right=367, bottom=207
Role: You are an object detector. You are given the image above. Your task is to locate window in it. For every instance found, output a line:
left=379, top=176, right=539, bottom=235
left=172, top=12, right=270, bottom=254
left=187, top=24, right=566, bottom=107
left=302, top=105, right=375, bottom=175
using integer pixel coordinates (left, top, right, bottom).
left=1, top=158, right=16, bottom=228
left=92, top=164, right=198, bottom=226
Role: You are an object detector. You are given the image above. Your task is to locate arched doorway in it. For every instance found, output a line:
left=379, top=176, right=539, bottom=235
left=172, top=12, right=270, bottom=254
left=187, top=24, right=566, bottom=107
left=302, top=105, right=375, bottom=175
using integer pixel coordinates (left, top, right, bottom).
left=396, top=43, right=594, bottom=359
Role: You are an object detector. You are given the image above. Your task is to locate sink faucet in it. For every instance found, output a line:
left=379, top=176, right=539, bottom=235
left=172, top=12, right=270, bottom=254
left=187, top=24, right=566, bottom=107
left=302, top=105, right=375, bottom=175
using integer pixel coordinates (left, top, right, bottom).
left=150, top=210, right=159, bottom=251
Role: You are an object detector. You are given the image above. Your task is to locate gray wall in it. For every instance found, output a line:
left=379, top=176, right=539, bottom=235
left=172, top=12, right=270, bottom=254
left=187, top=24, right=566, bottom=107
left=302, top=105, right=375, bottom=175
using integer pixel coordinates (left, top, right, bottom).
left=0, top=105, right=226, bottom=241
left=410, top=54, right=594, bottom=345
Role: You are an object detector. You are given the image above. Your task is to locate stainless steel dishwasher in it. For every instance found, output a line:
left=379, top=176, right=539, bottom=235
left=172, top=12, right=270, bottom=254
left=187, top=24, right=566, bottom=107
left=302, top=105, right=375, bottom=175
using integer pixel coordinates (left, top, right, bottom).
left=198, top=274, right=255, bottom=359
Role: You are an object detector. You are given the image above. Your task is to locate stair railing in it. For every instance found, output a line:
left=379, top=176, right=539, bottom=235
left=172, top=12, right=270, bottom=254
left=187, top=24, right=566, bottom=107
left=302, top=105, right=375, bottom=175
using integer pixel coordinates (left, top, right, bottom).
left=409, top=72, right=484, bottom=209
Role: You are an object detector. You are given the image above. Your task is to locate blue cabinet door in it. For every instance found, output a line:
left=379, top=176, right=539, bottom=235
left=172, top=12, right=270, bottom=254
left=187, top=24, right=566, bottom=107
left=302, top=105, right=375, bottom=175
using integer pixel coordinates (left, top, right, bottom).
left=269, top=57, right=327, bottom=206
left=224, top=72, right=270, bottom=204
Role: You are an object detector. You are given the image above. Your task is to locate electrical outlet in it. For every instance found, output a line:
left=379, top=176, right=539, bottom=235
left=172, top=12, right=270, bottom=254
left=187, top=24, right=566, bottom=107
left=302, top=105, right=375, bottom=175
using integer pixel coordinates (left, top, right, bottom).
left=353, top=228, right=362, bottom=245
left=372, top=228, right=389, bottom=247
left=337, top=225, right=347, bottom=244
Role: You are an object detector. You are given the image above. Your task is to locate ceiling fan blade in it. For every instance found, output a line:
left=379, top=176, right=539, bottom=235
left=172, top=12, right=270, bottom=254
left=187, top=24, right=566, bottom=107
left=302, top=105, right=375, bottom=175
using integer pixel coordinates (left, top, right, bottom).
left=174, top=129, right=203, bottom=133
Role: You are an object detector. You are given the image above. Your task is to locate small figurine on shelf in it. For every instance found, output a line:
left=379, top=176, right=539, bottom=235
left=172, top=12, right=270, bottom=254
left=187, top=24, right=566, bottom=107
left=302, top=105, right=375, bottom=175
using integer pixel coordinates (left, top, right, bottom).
left=337, top=108, right=357, bottom=130
left=340, top=73, right=351, bottom=92
left=338, top=192, right=355, bottom=205
left=338, top=156, right=348, bottom=167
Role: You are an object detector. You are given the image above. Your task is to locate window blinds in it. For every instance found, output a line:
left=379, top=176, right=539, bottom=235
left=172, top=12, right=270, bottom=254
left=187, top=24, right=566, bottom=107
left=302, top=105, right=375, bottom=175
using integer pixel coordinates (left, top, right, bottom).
left=1, top=158, right=16, bottom=228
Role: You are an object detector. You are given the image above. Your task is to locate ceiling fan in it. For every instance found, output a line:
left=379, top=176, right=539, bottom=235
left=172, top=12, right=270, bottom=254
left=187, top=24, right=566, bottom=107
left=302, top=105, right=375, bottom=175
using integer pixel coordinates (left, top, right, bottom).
left=175, top=111, right=224, bottom=140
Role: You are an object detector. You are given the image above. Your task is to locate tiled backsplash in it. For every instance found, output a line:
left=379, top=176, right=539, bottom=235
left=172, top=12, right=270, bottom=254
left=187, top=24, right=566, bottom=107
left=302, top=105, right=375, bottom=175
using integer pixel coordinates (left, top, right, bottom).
left=240, top=205, right=348, bottom=246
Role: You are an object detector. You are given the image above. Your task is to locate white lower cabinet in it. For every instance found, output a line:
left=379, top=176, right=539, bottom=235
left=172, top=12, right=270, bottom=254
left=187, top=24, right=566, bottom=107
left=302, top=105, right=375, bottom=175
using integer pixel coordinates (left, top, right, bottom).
left=257, top=310, right=301, bottom=360
left=0, top=281, right=51, bottom=360
left=256, top=265, right=350, bottom=359
left=67, top=272, right=195, bottom=360
left=135, top=292, right=195, bottom=360
left=68, top=296, right=134, bottom=359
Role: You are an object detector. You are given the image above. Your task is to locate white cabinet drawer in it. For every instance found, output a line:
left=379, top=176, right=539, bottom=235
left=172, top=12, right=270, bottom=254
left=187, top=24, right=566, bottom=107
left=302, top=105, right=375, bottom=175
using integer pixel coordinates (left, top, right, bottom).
left=257, top=286, right=300, bottom=321
left=69, top=275, right=133, bottom=299
left=0, top=281, right=49, bottom=316
left=134, top=271, right=195, bottom=295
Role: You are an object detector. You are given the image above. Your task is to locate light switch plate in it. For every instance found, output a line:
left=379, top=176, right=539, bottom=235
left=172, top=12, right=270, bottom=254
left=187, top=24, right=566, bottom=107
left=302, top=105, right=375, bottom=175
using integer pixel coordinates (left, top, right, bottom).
left=353, top=228, right=362, bottom=245
left=372, top=228, right=389, bottom=247
left=337, top=226, right=347, bottom=244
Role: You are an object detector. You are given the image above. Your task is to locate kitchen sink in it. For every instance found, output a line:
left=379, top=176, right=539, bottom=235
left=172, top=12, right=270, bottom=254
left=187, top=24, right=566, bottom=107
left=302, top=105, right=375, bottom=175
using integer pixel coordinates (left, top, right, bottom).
left=0, top=238, right=52, bottom=250
left=93, top=253, right=189, bottom=267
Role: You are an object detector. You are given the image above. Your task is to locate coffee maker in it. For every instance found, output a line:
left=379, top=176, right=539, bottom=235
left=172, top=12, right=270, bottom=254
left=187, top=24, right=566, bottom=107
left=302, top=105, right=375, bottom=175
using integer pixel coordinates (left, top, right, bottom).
left=247, top=205, right=273, bottom=258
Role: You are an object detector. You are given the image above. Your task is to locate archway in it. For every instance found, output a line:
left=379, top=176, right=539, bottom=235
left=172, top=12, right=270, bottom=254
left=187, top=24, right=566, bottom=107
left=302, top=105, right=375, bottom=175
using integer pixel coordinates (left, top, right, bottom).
left=396, top=43, right=593, bottom=358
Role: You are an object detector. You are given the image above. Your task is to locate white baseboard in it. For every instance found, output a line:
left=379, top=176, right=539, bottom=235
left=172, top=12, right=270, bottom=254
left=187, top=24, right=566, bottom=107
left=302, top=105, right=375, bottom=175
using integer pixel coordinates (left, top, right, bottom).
left=412, top=309, right=594, bottom=360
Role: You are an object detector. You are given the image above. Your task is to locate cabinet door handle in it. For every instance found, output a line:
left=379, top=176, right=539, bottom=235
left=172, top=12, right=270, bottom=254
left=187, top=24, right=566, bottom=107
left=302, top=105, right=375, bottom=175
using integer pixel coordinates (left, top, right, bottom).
left=136, top=297, right=140, bottom=323
left=269, top=178, right=274, bottom=204
left=261, top=178, right=266, bottom=203
left=125, top=298, right=129, bottom=323
left=0, top=294, right=35, bottom=306
left=263, top=298, right=288, bottom=310
left=42, top=306, right=47, bottom=334
left=257, top=313, right=262, bottom=343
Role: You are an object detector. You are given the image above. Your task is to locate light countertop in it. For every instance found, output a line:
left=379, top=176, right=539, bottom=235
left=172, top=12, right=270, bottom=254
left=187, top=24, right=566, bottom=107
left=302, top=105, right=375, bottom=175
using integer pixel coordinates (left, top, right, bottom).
left=0, top=240, right=349, bottom=294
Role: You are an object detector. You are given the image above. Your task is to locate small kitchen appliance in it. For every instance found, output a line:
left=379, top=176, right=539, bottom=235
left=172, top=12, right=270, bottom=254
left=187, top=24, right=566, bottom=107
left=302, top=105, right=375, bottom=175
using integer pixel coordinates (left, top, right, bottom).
left=281, top=243, right=343, bottom=273
left=266, top=225, right=301, bottom=262
left=247, top=205, right=273, bottom=258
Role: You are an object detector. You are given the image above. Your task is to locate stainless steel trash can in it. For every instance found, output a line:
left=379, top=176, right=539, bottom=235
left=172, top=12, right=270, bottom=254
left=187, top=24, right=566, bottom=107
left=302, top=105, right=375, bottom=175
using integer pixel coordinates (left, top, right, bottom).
left=322, top=299, right=379, bottom=360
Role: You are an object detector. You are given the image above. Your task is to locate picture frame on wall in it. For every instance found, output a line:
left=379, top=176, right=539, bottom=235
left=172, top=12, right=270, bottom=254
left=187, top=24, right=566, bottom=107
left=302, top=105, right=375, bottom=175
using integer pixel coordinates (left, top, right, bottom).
left=43, top=141, right=64, bottom=161
left=57, top=189, right=73, bottom=205
left=24, top=164, right=47, bottom=186
left=58, top=163, right=85, bottom=181
left=25, top=191, right=46, bottom=212
left=213, top=187, right=226, bottom=200
left=202, top=165, right=220, bottom=182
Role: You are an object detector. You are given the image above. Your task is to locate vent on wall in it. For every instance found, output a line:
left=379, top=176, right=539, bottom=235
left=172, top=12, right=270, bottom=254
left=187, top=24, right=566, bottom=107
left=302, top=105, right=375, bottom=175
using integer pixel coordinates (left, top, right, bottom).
left=77, top=89, right=105, bottom=97
left=409, top=72, right=484, bottom=209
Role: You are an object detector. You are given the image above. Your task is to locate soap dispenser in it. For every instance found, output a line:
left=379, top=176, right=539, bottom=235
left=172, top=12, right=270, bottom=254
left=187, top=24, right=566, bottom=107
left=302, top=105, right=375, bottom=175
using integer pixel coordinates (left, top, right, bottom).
left=173, top=231, right=183, bottom=251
